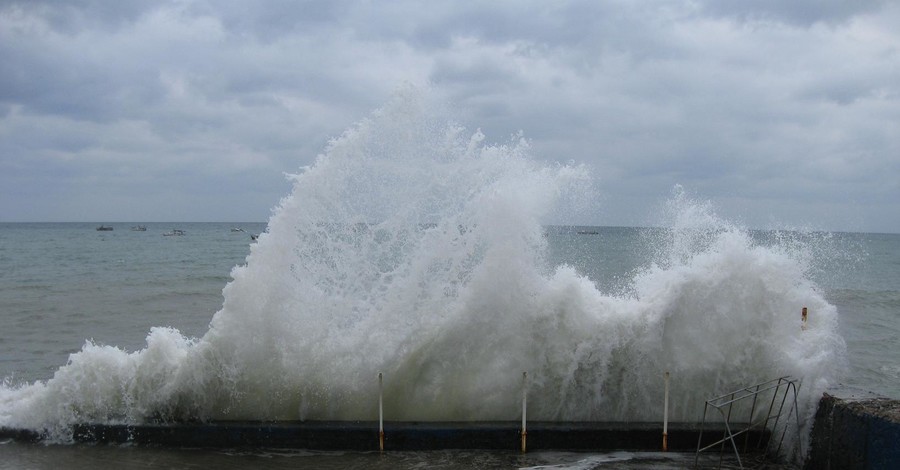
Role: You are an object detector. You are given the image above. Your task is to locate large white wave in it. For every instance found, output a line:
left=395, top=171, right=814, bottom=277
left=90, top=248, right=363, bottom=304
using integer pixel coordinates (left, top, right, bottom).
left=0, top=88, right=844, bottom=446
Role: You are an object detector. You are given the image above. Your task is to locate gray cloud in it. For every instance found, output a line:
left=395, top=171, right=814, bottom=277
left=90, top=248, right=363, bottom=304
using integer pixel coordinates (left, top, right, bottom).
left=0, top=0, right=161, bottom=33
left=696, top=0, right=889, bottom=26
left=1, top=0, right=898, bottom=231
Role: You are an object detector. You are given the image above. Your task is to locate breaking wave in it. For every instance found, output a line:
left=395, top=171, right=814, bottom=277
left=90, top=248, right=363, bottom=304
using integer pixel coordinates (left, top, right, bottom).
left=0, top=88, right=844, bottom=447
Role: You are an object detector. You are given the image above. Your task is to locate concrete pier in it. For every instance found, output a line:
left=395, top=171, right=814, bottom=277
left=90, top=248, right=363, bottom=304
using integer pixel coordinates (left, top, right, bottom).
left=805, top=394, right=900, bottom=470
left=4, top=393, right=897, bottom=468
left=1, top=421, right=762, bottom=452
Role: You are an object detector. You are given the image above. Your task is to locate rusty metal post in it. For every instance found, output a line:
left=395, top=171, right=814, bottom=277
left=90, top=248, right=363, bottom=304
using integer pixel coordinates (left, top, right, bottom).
left=378, top=372, right=384, bottom=452
left=663, top=371, right=669, bottom=451
left=521, top=371, right=527, bottom=453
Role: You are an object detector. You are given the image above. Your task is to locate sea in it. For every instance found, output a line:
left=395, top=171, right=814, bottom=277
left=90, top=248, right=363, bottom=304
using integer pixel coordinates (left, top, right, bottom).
left=1, top=93, right=897, bottom=468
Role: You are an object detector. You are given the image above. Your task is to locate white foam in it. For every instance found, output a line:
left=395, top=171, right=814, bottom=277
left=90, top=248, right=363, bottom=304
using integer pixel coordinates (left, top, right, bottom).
left=0, top=89, right=844, bottom=449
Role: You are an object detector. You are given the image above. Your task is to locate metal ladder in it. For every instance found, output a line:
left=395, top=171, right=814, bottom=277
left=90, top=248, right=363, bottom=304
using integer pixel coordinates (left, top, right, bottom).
left=694, top=376, right=802, bottom=469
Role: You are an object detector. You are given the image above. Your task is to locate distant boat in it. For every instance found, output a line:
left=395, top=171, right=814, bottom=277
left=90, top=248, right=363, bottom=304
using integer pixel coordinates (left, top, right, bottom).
left=231, top=227, right=245, bottom=232
left=163, top=229, right=186, bottom=236
left=131, top=225, right=147, bottom=231
left=96, top=225, right=113, bottom=231
left=577, top=230, right=599, bottom=235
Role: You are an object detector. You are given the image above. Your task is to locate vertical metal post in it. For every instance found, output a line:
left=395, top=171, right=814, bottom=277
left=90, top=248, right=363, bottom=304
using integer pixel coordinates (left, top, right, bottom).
left=663, top=371, right=669, bottom=451
left=378, top=372, right=384, bottom=452
left=521, top=371, right=527, bottom=453
left=744, top=382, right=761, bottom=452
left=722, top=392, right=742, bottom=469
left=695, top=403, right=709, bottom=468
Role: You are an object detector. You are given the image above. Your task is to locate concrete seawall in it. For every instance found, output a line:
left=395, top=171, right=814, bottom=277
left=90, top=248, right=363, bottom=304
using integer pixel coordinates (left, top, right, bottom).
left=1, top=421, right=757, bottom=452
left=3, top=393, right=897, bottom=468
left=805, top=393, right=900, bottom=470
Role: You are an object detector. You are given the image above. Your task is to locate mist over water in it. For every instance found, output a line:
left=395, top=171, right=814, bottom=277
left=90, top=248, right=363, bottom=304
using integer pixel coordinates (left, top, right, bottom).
left=0, top=89, right=844, bottom=441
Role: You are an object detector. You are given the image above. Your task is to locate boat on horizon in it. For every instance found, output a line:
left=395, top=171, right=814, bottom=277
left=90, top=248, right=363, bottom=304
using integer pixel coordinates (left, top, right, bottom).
left=163, top=229, right=186, bottom=236
left=96, top=225, right=113, bottom=231
left=131, top=225, right=147, bottom=231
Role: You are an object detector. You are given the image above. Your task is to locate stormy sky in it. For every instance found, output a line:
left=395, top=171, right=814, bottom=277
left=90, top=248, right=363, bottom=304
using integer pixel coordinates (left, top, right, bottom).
left=1, top=0, right=898, bottom=232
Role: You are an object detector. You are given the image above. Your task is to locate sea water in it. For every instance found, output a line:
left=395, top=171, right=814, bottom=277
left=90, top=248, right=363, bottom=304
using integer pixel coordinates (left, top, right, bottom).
left=1, top=91, right=897, bottom=467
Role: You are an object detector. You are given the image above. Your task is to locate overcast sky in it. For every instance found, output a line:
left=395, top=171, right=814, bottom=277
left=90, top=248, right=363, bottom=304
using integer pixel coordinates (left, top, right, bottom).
left=1, top=1, right=898, bottom=232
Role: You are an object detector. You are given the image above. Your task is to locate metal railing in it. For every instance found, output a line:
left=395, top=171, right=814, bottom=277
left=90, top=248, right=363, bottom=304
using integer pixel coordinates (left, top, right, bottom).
left=694, top=376, right=802, bottom=469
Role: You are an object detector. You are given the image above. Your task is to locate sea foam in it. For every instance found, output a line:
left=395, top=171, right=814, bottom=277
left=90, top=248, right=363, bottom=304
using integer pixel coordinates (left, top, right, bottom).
left=0, top=88, right=844, bottom=446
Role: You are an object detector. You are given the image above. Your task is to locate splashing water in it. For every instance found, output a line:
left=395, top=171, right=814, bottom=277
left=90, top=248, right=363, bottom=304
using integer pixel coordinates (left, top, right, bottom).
left=0, top=89, right=844, bottom=443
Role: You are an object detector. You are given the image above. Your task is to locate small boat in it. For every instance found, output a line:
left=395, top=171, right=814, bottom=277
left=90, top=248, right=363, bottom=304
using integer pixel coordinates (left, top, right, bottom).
left=96, top=225, right=114, bottom=231
left=231, top=227, right=245, bottom=232
left=131, top=225, right=147, bottom=231
left=163, top=229, right=186, bottom=236
left=577, top=230, right=599, bottom=235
